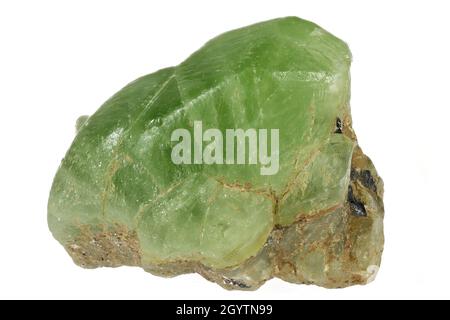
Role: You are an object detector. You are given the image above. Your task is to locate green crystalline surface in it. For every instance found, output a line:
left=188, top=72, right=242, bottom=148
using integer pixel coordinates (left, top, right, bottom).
left=48, top=17, right=354, bottom=269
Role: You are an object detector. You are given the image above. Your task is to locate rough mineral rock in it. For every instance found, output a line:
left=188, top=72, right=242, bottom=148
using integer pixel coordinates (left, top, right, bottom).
left=48, top=17, right=384, bottom=289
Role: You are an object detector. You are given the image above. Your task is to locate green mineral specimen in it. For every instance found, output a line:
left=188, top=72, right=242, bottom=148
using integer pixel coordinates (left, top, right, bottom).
left=48, top=17, right=384, bottom=289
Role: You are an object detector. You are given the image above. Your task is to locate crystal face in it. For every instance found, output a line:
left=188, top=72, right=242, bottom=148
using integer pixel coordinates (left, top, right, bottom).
left=48, top=17, right=384, bottom=289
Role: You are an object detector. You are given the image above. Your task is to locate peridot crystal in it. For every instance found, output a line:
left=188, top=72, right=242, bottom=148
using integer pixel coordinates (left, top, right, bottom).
left=48, top=17, right=384, bottom=289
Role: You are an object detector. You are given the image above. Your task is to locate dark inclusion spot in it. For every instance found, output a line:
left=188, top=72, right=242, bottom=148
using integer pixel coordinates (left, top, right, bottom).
left=348, top=186, right=367, bottom=217
left=350, top=168, right=377, bottom=193
left=223, top=277, right=251, bottom=289
left=360, top=170, right=377, bottom=193
left=335, top=117, right=343, bottom=134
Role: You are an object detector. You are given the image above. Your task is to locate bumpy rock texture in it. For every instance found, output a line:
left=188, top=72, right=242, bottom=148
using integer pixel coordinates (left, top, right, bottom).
left=48, top=17, right=384, bottom=289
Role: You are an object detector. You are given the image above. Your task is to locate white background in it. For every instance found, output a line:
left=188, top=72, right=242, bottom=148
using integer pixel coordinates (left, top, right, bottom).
left=1, top=0, right=449, bottom=300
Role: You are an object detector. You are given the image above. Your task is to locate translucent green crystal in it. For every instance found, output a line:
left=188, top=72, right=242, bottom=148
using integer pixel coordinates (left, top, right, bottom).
left=48, top=17, right=384, bottom=289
